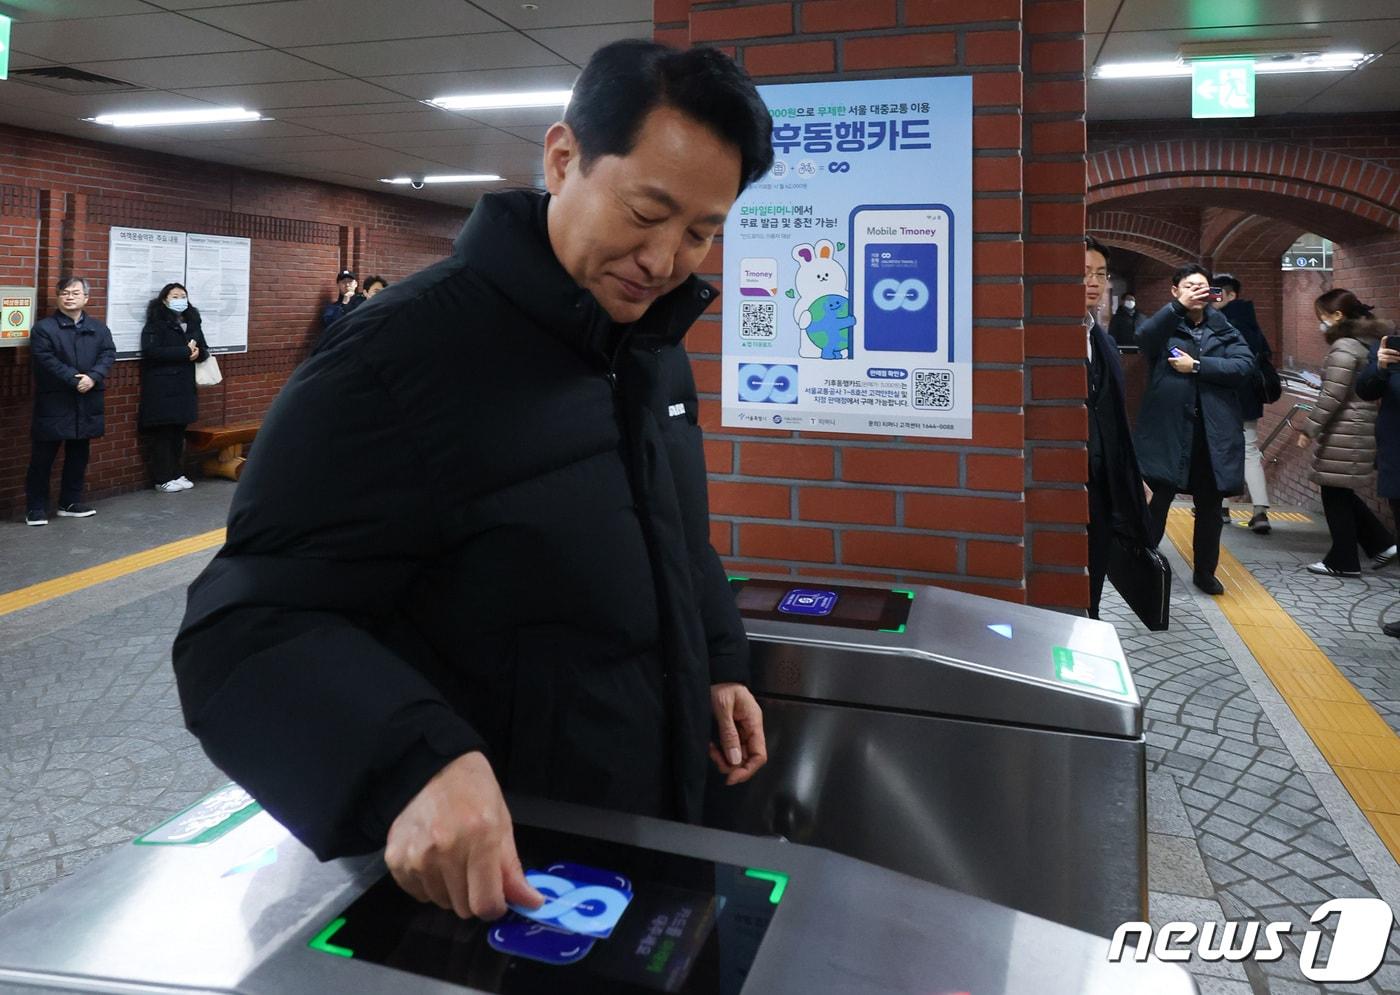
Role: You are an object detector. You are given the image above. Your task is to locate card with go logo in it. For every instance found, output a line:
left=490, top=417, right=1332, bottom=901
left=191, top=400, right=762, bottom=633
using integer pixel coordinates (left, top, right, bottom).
left=508, top=862, right=634, bottom=939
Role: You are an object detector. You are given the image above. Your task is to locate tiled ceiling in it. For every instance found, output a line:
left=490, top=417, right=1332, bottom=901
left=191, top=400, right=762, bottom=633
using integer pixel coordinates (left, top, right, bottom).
left=2, top=2, right=1400, bottom=202
left=0, top=0, right=651, bottom=207
left=1088, top=0, right=1400, bottom=120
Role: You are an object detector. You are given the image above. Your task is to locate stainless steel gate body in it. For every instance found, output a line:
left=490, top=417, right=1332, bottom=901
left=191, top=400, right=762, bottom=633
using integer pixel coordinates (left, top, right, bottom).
left=707, top=577, right=1146, bottom=939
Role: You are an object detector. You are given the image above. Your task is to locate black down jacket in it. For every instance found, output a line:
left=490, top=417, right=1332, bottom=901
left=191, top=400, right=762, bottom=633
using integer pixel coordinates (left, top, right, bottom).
left=173, top=190, right=749, bottom=860
left=1350, top=320, right=1400, bottom=498
left=29, top=310, right=116, bottom=441
left=140, top=307, right=209, bottom=427
left=1134, top=302, right=1255, bottom=495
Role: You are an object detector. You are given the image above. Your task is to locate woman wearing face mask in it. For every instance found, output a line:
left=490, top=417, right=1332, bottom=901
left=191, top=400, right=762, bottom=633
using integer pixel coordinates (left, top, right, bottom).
left=1296, top=288, right=1396, bottom=576
left=139, top=282, right=209, bottom=492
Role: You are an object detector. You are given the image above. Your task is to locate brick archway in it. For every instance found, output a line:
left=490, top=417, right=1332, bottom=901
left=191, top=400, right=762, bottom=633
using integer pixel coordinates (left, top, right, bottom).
left=1088, top=140, right=1400, bottom=240
left=1088, top=209, right=1199, bottom=266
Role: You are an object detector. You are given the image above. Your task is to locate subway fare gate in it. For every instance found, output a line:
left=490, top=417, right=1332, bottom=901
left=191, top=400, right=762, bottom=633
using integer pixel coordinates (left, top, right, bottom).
left=0, top=788, right=1192, bottom=994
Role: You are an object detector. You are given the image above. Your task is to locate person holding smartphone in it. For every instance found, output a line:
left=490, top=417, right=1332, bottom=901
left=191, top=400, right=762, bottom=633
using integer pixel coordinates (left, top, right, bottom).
left=1134, top=265, right=1255, bottom=595
left=1302, top=289, right=1396, bottom=579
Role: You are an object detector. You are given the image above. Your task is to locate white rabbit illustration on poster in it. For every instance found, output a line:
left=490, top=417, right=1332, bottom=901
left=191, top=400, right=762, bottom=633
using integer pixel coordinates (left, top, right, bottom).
left=790, top=239, right=855, bottom=360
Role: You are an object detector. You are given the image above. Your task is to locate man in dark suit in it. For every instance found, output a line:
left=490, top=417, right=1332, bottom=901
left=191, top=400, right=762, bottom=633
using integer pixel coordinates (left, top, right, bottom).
left=1084, top=237, right=1153, bottom=619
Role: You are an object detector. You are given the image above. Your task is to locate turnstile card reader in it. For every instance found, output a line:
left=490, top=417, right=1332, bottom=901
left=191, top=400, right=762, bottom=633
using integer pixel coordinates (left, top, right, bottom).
left=714, top=578, right=1147, bottom=938
left=0, top=788, right=1195, bottom=994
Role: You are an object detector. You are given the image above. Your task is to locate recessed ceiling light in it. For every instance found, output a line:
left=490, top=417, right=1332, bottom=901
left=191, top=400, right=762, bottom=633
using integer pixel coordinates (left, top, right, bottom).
left=379, top=174, right=503, bottom=184
left=428, top=89, right=572, bottom=111
left=1094, top=52, right=1378, bottom=80
left=87, top=107, right=266, bottom=128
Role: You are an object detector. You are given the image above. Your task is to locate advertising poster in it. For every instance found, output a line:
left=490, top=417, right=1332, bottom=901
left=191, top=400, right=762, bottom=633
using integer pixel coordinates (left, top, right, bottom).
left=722, top=77, right=973, bottom=438
left=185, top=233, right=250, bottom=355
left=0, top=286, right=34, bottom=347
left=108, top=226, right=186, bottom=358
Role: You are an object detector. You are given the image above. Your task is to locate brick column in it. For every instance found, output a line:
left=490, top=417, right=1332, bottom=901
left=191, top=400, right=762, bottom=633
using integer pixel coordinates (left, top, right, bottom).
left=1022, top=0, right=1089, bottom=609
left=660, top=0, right=1090, bottom=609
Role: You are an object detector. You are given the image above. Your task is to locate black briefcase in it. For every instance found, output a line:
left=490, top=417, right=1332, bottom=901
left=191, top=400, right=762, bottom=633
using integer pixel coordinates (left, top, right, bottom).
left=1107, top=535, right=1172, bottom=631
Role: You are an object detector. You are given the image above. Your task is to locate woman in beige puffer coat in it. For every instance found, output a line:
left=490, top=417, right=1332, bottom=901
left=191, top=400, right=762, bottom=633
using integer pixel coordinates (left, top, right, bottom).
left=1298, top=288, right=1397, bottom=576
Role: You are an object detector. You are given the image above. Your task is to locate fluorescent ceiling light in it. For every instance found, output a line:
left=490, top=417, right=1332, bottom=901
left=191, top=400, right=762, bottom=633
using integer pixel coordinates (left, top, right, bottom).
left=379, top=174, right=503, bottom=184
left=88, top=107, right=265, bottom=128
left=428, top=89, right=572, bottom=111
left=1094, top=52, right=1377, bottom=80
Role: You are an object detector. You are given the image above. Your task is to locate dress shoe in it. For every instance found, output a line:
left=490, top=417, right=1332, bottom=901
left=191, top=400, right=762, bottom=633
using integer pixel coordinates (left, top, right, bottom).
left=1193, top=573, right=1225, bottom=595
left=1384, top=621, right=1400, bottom=639
left=1248, top=511, right=1271, bottom=534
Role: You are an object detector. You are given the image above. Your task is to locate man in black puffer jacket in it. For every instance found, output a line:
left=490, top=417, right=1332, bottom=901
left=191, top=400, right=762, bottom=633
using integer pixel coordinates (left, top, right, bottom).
left=25, top=276, right=115, bottom=526
left=173, top=40, right=772, bottom=923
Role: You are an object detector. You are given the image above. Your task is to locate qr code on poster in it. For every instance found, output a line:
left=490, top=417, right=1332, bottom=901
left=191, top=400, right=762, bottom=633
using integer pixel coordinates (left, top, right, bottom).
left=912, top=369, right=953, bottom=410
left=740, top=300, right=777, bottom=340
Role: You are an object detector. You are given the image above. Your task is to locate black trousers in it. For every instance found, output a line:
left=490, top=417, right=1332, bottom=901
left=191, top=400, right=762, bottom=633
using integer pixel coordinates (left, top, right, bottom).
left=146, top=424, right=187, bottom=485
left=1320, top=485, right=1394, bottom=572
left=1087, top=476, right=1114, bottom=620
left=26, top=438, right=90, bottom=512
left=1147, top=418, right=1224, bottom=580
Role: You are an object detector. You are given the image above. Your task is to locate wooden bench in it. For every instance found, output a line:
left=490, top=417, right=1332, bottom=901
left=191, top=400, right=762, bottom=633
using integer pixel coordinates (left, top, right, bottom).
left=186, top=420, right=261, bottom=481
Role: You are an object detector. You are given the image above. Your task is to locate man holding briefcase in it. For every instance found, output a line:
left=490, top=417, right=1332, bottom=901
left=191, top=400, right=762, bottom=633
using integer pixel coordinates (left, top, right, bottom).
left=1083, top=237, right=1159, bottom=624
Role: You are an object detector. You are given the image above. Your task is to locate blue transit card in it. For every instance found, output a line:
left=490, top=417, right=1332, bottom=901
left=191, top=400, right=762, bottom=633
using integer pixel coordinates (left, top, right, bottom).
left=864, top=241, right=939, bottom=353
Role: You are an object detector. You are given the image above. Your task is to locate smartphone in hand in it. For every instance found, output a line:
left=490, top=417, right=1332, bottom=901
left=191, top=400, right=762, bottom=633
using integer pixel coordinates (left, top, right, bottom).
left=1208, top=287, right=1224, bottom=303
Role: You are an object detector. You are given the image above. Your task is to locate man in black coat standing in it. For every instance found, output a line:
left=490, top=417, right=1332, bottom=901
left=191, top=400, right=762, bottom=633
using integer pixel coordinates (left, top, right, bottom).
left=25, top=276, right=115, bottom=526
left=1084, top=238, right=1152, bottom=619
left=1135, top=265, right=1255, bottom=594
left=174, top=41, right=772, bottom=924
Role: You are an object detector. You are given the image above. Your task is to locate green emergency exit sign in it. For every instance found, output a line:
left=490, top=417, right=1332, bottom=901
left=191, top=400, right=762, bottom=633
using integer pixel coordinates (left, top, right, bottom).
left=1192, top=59, right=1255, bottom=119
left=0, top=15, right=11, bottom=81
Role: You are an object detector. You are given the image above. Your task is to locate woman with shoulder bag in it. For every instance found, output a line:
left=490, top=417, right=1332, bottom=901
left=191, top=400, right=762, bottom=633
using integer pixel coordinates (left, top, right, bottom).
left=1297, top=289, right=1397, bottom=576
left=139, top=282, right=209, bottom=492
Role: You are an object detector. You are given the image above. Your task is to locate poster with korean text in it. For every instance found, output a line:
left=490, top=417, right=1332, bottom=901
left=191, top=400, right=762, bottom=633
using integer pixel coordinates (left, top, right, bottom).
left=722, top=77, right=973, bottom=438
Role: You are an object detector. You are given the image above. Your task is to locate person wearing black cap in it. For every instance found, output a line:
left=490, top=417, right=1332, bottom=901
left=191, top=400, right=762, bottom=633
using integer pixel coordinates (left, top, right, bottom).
left=320, top=269, right=361, bottom=332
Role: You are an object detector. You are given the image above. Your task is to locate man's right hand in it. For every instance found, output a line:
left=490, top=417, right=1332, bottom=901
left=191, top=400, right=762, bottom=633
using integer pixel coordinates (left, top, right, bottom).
left=384, top=751, right=545, bottom=920
left=1379, top=347, right=1400, bottom=369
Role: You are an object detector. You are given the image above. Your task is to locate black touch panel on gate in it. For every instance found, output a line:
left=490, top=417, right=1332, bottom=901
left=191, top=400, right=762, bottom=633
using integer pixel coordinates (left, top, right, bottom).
left=317, top=823, right=781, bottom=994
left=730, top=578, right=913, bottom=632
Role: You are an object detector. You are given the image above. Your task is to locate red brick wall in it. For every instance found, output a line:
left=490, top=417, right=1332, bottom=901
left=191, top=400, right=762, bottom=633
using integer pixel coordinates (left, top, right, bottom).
left=0, top=124, right=468, bottom=516
left=657, top=0, right=1090, bottom=608
left=1090, top=113, right=1400, bottom=170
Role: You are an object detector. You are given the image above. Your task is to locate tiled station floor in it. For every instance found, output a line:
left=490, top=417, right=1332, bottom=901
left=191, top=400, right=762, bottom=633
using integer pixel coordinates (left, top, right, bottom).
left=3, top=486, right=1400, bottom=993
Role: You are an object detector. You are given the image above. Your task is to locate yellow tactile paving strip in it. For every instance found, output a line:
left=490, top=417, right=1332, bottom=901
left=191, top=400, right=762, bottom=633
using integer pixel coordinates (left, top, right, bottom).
left=0, top=528, right=225, bottom=618
left=1224, top=509, right=1312, bottom=523
left=1165, top=507, right=1400, bottom=860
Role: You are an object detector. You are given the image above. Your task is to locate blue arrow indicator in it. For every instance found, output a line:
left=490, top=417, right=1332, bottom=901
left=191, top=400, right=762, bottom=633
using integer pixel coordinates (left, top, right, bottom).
left=988, top=624, right=1013, bottom=639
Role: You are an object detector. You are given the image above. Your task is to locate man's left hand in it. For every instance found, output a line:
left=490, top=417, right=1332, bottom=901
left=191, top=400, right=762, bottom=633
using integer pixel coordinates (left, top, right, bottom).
left=709, top=683, right=767, bottom=786
left=1167, top=353, right=1195, bottom=374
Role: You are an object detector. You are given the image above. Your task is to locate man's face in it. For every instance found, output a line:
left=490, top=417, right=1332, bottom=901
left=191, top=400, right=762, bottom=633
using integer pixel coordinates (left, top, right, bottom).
left=57, top=282, right=88, bottom=312
left=338, top=277, right=356, bottom=296
left=1172, top=272, right=1211, bottom=311
left=1084, top=249, right=1107, bottom=312
left=544, top=105, right=741, bottom=323
left=1220, top=287, right=1238, bottom=304
left=1123, top=296, right=1135, bottom=310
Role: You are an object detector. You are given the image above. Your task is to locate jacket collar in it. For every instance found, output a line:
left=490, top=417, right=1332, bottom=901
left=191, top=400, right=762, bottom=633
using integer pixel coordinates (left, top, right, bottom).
left=1328, top=315, right=1388, bottom=346
left=52, top=310, right=89, bottom=331
left=454, top=190, right=714, bottom=354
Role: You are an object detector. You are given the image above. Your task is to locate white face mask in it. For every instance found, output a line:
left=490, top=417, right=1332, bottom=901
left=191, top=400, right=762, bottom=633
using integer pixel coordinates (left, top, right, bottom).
left=1319, top=319, right=1332, bottom=332
left=1123, top=300, right=1135, bottom=311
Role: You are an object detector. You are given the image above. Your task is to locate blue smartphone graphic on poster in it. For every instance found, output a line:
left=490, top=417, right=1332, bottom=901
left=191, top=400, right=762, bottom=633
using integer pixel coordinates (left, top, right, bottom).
left=853, top=204, right=951, bottom=354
